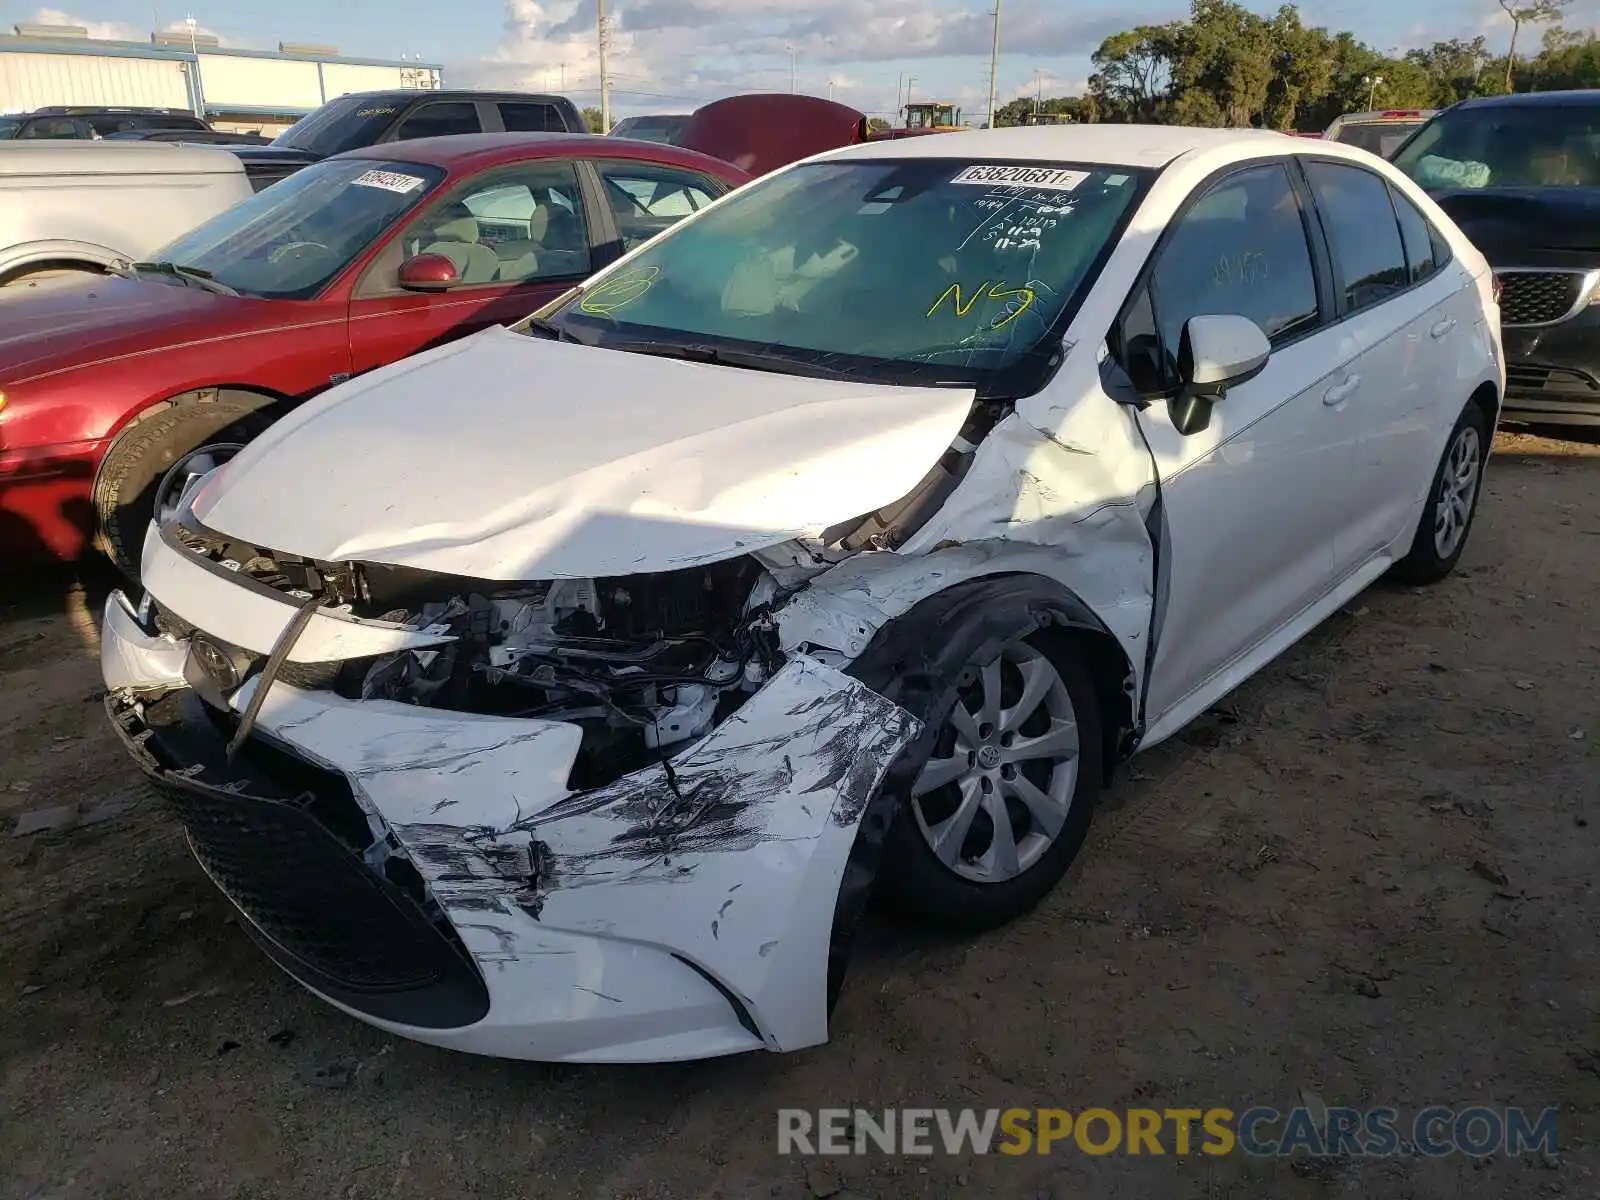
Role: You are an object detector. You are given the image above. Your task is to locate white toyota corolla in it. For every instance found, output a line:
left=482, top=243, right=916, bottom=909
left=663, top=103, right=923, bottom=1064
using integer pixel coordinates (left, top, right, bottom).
left=101, top=125, right=1503, bottom=1063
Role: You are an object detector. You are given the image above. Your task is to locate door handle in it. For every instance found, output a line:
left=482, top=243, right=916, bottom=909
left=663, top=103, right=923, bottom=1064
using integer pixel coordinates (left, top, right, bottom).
left=1429, top=317, right=1457, bottom=339
left=1322, top=374, right=1361, bottom=406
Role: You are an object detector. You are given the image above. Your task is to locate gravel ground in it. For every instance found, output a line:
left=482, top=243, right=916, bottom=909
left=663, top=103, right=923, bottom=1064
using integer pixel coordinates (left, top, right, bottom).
left=2, top=430, right=1597, bottom=1200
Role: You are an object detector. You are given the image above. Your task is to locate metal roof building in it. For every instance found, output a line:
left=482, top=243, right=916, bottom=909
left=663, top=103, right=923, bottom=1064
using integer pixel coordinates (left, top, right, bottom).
left=1, top=23, right=443, bottom=133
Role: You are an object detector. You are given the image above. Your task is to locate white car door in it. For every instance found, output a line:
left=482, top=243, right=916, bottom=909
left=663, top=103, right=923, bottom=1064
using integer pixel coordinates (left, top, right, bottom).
left=1299, top=159, right=1463, bottom=569
left=1108, top=160, right=1361, bottom=730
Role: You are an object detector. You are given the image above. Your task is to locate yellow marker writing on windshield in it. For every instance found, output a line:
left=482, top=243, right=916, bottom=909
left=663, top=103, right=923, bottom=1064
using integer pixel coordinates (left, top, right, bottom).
left=579, top=265, right=661, bottom=315
left=927, top=279, right=1036, bottom=328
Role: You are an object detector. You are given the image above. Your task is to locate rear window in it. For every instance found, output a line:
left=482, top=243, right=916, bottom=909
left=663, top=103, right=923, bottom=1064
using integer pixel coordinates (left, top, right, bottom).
left=0, top=118, right=21, bottom=139
left=1330, top=122, right=1424, bottom=159
left=611, top=116, right=689, bottom=144
left=1393, top=104, right=1600, bottom=189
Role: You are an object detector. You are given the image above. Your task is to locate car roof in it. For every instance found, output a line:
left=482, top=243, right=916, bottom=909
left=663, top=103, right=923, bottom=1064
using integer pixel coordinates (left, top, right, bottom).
left=1329, top=109, right=1437, bottom=125
left=819, top=123, right=1306, bottom=168
left=334, top=131, right=746, bottom=178
left=0, top=140, right=245, bottom=176
left=327, top=89, right=570, bottom=105
left=1456, top=89, right=1600, bottom=109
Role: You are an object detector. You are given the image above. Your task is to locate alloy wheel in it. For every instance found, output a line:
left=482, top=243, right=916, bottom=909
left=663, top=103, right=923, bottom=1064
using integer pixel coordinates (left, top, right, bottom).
left=1433, top=424, right=1482, bottom=560
left=909, top=639, right=1081, bottom=884
left=153, top=443, right=245, bottom=529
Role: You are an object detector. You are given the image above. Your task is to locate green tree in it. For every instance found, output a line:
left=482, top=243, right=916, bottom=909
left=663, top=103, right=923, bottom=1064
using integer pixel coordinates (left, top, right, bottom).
left=581, top=106, right=605, bottom=133
left=1406, top=36, right=1494, bottom=104
left=1264, top=5, right=1336, bottom=130
left=1496, top=0, right=1570, bottom=89
left=1089, top=24, right=1179, bottom=121
left=866, top=116, right=891, bottom=133
left=1166, top=0, right=1278, bottom=128
left=1527, top=26, right=1600, bottom=90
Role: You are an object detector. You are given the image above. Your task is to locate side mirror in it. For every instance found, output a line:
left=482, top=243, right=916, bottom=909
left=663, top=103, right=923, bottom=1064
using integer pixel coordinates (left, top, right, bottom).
left=398, top=252, right=461, bottom=292
left=1171, top=314, right=1271, bottom=435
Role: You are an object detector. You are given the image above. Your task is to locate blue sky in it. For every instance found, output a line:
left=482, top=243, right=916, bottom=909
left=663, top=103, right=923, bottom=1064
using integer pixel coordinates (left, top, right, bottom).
left=21, top=0, right=1600, bottom=119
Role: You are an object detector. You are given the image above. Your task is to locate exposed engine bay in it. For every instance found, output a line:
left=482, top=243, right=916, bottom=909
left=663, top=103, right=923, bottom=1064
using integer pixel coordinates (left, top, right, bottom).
left=167, top=518, right=824, bottom=787
left=350, top=560, right=793, bottom=786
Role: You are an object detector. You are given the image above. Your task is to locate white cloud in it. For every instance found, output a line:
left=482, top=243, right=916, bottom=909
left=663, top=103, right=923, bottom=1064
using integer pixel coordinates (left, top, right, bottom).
left=29, top=8, right=230, bottom=46
left=454, top=0, right=1123, bottom=118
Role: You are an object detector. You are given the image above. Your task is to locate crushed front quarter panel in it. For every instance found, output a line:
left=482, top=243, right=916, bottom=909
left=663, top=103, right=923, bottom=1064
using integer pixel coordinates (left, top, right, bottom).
left=210, top=651, right=918, bottom=1059
left=778, top=407, right=1157, bottom=707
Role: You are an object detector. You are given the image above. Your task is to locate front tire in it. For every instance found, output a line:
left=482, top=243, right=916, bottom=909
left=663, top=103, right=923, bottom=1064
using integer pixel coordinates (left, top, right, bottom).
left=877, top=630, right=1102, bottom=930
left=1389, top=399, right=1490, bottom=586
left=93, top=394, right=275, bottom=583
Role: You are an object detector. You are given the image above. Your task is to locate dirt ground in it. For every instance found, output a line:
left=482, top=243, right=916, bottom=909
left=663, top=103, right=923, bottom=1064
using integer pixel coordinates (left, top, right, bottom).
left=2, top=430, right=1598, bottom=1200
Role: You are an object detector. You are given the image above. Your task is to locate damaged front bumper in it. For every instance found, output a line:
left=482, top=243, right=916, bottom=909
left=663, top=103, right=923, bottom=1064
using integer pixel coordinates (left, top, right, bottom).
left=102, top=588, right=919, bottom=1063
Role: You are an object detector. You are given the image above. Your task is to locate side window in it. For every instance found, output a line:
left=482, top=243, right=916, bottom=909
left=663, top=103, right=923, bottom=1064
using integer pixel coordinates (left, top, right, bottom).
left=596, top=162, right=721, bottom=250
left=392, top=102, right=482, bottom=141
left=499, top=102, right=564, bottom=132
left=1388, top=184, right=1443, bottom=285
left=20, top=118, right=81, bottom=139
left=1388, top=183, right=1452, bottom=286
left=88, top=116, right=137, bottom=136
left=1303, top=161, right=1409, bottom=311
left=402, top=161, right=589, bottom=286
left=1147, top=163, right=1320, bottom=372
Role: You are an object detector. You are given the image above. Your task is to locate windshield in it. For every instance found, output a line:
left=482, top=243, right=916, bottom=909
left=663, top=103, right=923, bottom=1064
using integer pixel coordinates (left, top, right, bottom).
left=612, top=116, right=688, bottom=144
left=0, top=118, right=19, bottom=139
left=1330, top=121, right=1422, bottom=159
left=1393, top=105, right=1600, bottom=190
left=547, top=158, right=1150, bottom=393
left=273, top=95, right=399, bottom=157
left=147, top=157, right=444, bottom=298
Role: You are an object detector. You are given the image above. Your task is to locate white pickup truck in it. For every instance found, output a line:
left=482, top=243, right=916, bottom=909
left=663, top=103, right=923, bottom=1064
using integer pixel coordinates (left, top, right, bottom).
left=0, top=140, right=252, bottom=287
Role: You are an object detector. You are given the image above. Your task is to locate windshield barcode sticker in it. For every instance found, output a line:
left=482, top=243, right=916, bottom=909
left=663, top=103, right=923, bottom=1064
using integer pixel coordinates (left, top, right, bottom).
left=949, top=165, right=1089, bottom=191
left=351, top=169, right=425, bottom=194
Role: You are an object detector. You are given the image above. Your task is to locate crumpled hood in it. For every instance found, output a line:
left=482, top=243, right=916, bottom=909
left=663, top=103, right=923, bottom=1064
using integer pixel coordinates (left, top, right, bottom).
left=191, top=326, right=976, bottom=579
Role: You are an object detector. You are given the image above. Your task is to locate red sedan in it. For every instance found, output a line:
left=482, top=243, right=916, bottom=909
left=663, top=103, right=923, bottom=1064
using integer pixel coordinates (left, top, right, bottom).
left=0, top=133, right=750, bottom=577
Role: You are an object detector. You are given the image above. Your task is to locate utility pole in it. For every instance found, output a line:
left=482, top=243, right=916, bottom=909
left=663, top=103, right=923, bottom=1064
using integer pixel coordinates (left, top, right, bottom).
left=595, top=0, right=604, bottom=132
left=787, top=42, right=796, bottom=93
left=1033, top=68, right=1044, bottom=116
left=827, top=79, right=834, bottom=102
left=985, top=0, right=1002, bottom=131
left=1363, top=73, right=1382, bottom=110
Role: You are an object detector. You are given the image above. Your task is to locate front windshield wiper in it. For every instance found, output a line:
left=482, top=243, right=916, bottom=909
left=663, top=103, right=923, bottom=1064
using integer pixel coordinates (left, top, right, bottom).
left=521, top=315, right=583, bottom=343
left=607, top=340, right=868, bottom=380
left=130, top=261, right=240, bottom=297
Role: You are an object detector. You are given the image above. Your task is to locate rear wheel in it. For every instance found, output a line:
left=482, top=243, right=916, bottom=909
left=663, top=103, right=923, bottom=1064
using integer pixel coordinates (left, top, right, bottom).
left=1389, top=399, right=1489, bottom=585
left=93, top=394, right=276, bottom=583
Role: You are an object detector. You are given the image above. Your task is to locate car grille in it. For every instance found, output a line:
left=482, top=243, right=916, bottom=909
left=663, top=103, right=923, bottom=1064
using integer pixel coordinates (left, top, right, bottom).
left=1496, top=271, right=1586, bottom=326
left=109, top=691, right=490, bottom=1026
left=164, top=782, right=447, bottom=991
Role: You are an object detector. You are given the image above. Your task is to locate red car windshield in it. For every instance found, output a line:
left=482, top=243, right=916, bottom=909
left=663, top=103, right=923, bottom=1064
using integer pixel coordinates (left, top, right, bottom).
left=147, top=157, right=445, bottom=299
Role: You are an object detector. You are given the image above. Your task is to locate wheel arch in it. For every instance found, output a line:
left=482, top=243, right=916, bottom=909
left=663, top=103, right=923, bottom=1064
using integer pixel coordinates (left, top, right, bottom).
left=822, top=570, right=1133, bottom=1011
left=0, top=239, right=123, bottom=283
left=96, top=384, right=292, bottom=460
left=90, top=385, right=293, bottom=562
left=841, top=571, right=1136, bottom=788
left=1469, top=377, right=1500, bottom=431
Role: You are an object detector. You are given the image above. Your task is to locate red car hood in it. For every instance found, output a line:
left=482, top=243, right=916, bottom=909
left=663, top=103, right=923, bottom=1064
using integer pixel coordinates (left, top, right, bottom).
left=0, top=276, right=286, bottom=386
